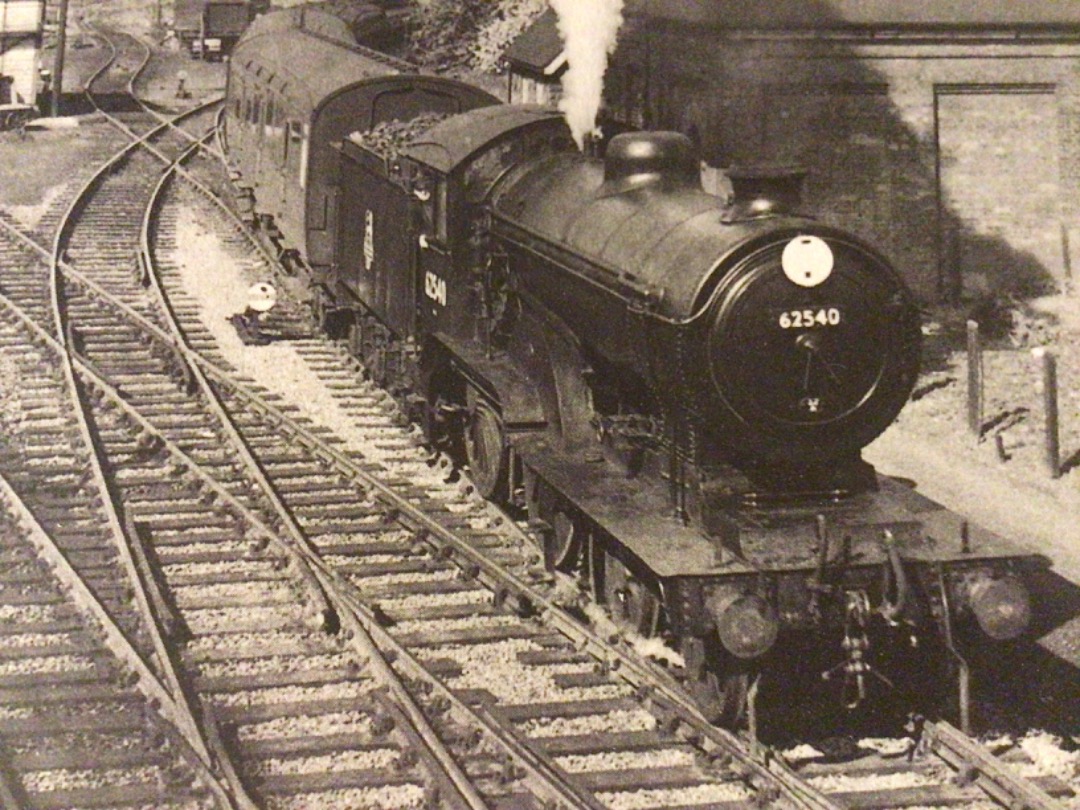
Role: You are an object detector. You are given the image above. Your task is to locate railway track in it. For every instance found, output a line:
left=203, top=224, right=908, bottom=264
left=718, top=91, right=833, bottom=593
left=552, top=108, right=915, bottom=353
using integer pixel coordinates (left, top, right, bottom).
left=0, top=20, right=1071, bottom=810
left=0, top=470, right=236, bottom=810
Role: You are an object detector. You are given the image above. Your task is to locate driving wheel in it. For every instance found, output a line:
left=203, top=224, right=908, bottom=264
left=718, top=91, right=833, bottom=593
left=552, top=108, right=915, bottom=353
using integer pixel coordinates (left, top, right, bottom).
left=600, top=551, right=660, bottom=637
left=464, top=398, right=507, bottom=500
left=549, top=510, right=583, bottom=571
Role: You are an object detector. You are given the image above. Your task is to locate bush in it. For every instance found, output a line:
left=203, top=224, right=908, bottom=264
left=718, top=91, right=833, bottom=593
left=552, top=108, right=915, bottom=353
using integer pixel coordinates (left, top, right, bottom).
left=471, top=0, right=548, bottom=73
left=407, top=0, right=493, bottom=70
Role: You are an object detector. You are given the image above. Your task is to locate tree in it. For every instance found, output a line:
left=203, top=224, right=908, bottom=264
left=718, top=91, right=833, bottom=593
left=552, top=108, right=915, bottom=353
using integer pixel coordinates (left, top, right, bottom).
left=407, top=0, right=547, bottom=73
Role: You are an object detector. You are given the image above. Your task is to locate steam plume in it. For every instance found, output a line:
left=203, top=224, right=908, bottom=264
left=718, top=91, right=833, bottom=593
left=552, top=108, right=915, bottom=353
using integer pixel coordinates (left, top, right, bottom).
left=550, top=0, right=625, bottom=150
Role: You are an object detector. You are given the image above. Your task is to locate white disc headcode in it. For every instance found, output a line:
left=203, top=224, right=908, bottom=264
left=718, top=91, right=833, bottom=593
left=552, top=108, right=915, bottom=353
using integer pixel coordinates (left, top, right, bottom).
left=782, top=235, right=833, bottom=287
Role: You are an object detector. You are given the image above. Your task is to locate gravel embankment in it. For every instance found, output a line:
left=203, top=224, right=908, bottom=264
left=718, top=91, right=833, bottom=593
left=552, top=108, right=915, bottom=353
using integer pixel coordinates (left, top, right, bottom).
left=866, top=305, right=1080, bottom=669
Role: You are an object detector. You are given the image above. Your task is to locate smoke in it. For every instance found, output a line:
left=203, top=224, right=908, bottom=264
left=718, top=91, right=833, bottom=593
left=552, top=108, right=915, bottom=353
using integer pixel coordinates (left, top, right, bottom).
left=550, top=0, right=625, bottom=150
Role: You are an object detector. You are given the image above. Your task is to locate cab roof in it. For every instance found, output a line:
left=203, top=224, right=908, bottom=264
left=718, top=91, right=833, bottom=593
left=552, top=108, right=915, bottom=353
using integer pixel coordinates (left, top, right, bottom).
left=401, top=105, right=564, bottom=174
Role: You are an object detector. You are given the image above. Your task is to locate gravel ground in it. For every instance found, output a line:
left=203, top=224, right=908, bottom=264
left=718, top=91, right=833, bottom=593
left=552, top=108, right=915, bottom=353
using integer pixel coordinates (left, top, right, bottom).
left=170, top=204, right=464, bottom=490
left=600, top=783, right=752, bottom=809
left=0, top=654, right=97, bottom=676
left=556, top=749, right=697, bottom=773
left=264, top=784, right=427, bottom=810
left=252, top=748, right=401, bottom=776
left=236, top=711, right=374, bottom=742
left=518, top=709, right=659, bottom=738
left=21, top=765, right=161, bottom=792
left=421, top=638, right=631, bottom=705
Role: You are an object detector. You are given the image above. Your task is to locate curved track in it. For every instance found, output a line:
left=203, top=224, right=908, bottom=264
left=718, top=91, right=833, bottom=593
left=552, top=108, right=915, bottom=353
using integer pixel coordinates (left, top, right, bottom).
left=0, top=21, right=1071, bottom=810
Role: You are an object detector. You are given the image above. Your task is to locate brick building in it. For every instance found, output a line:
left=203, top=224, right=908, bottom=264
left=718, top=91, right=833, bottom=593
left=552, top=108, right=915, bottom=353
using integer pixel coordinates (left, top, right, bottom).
left=507, top=1, right=1080, bottom=302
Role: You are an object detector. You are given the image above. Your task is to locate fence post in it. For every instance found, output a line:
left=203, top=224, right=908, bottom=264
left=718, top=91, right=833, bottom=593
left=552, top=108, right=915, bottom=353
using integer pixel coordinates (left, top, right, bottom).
left=966, top=320, right=982, bottom=438
left=1032, top=348, right=1060, bottom=478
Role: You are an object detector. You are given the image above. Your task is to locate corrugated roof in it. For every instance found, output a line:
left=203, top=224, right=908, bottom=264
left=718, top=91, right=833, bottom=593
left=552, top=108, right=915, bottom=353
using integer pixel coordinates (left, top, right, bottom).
left=625, top=0, right=1080, bottom=28
left=504, top=8, right=563, bottom=74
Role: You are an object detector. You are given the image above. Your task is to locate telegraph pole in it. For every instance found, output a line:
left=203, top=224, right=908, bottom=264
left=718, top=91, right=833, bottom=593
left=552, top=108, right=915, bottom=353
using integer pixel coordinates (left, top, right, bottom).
left=51, top=0, right=69, bottom=117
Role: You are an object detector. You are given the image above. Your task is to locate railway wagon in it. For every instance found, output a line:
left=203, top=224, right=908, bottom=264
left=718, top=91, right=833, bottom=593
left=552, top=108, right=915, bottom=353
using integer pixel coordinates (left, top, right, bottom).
left=225, top=7, right=1046, bottom=729
left=174, top=0, right=268, bottom=60
left=224, top=5, right=497, bottom=279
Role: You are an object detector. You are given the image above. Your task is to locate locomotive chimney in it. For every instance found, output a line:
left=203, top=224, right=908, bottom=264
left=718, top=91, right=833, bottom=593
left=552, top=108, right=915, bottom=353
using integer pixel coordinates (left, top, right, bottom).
left=724, top=165, right=806, bottom=220
left=600, top=131, right=701, bottom=195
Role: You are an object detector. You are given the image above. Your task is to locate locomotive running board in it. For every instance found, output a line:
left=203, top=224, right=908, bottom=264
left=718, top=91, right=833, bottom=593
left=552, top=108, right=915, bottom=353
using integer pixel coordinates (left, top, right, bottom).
left=511, top=434, right=1047, bottom=579
left=511, top=433, right=758, bottom=578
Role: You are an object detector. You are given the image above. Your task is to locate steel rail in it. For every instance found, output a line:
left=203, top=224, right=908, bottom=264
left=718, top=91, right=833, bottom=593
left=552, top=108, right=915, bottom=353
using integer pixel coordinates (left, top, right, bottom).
left=6, top=201, right=493, bottom=808
left=310, top=561, right=629, bottom=810
left=75, top=20, right=226, bottom=179
left=0, top=276, right=300, bottom=807
left=74, top=20, right=223, bottom=187
left=923, top=720, right=1068, bottom=810
left=47, top=175, right=666, bottom=809
left=17, top=206, right=246, bottom=799
left=49, top=73, right=218, bottom=780
left=112, top=26, right=228, bottom=162
left=0, top=469, right=237, bottom=810
left=189, top=357, right=844, bottom=810
left=55, top=152, right=643, bottom=805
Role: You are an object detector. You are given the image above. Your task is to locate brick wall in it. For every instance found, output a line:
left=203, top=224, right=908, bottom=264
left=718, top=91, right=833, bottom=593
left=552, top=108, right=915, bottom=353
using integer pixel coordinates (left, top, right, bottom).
left=601, top=20, right=1080, bottom=302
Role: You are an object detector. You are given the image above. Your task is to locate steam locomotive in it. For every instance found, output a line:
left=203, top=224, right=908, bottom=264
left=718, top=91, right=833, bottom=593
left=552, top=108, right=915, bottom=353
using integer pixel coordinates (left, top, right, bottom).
left=224, top=6, right=1043, bottom=727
